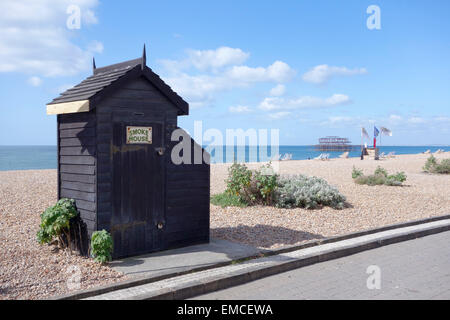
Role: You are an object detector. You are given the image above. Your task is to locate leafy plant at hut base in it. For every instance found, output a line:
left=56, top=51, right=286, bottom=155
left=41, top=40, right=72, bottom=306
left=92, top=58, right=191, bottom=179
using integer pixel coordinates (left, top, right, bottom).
left=352, top=166, right=407, bottom=186
left=90, top=230, right=113, bottom=263
left=274, top=175, right=346, bottom=210
left=36, top=198, right=78, bottom=252
left=423, top=156, right=450, bottom=174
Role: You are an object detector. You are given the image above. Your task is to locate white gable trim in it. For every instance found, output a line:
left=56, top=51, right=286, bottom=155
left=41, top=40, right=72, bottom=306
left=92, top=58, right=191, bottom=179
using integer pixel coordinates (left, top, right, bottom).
left=46, top=100, right=90, bottom=115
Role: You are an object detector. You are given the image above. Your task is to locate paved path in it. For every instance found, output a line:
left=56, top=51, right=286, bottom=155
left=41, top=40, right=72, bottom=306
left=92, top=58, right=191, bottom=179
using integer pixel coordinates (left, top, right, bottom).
left=109, top=238, right=264, bottom=278
left=192, top=231, right=450, bottom=300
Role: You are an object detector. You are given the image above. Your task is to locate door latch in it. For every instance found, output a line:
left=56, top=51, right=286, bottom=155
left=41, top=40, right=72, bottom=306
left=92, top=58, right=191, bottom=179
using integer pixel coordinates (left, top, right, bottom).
left=156, top=147, right=165, bottom=156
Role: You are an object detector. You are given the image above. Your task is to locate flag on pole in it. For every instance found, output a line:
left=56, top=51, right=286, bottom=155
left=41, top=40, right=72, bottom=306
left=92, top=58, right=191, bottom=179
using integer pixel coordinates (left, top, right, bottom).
left=374, top=126, right=380, bottom=137
left=380, top=127, right=392, bottom=136
left=361, top=127, right=369, bottom=139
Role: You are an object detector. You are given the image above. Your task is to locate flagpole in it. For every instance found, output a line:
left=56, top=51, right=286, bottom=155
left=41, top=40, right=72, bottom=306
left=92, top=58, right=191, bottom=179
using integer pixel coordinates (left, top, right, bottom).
left=361, top=127, right=363, bottom=152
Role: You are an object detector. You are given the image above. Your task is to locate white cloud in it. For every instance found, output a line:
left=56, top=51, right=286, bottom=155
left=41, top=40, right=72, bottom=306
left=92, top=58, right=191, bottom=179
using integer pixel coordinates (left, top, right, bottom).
left=229, top=105, right=253, bottom=113
left=434, top=116, right=450, bottom=123
left=160, top=46, right=250, bottom=73
left=0, top=0, right=101, bottom=77
left=302, top=64, right=367, bottom=84
left=187, top=47, right=249, bottom=71
left=162, top=73, right=226, bottom=108
left=408, top=117, right=427, bottom=124
left=258, top=94, right=351, bottom=111
left=226, top=61, right=295, bottom=83
left=269, top=84, right=286, bottom=96
left=87, top=40, right=104, bottom=54
left=328, top=116, right=354, bottom=124
left=268, top=111, right=291, bottom=120
left=27, top=76, right=42, bottom=87
left=389, top=114, right=403, bottom=121
left=160, top=48, right=295, bottom=108
left=318, top=116, right=360, bottom=127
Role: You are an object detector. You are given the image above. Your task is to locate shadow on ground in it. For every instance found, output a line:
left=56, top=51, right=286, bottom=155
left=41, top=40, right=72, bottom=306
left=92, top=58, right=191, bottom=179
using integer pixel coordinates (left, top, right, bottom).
left=211, top=224, right=325, bottom=249
left=108, top=225, right=325, bottom=278
left=108, top=238, right=266, bottom=277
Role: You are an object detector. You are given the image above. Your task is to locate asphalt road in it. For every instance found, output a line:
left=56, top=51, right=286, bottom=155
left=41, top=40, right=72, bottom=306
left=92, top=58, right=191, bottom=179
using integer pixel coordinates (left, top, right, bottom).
left=192, top=231, right=450, bottom=300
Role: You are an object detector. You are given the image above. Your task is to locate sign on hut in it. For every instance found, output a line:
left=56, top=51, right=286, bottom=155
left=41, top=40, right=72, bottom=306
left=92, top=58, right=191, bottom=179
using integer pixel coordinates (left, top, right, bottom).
left=46, top=46, right=210, bottom=258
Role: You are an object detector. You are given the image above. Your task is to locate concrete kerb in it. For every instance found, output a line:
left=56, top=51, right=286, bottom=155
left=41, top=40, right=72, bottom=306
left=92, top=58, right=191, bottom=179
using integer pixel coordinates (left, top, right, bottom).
left=141, top=219, right=450, bottom=300
left=52, top=214, right=450, bottom=300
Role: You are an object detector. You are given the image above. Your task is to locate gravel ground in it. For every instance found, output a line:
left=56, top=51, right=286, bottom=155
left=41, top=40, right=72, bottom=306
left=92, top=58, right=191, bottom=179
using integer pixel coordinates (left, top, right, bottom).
left=210, top=152, right=450, bottom=248
left=0, top=152, right=448, bottom=299
left=0, top=170, right=127, bottom=300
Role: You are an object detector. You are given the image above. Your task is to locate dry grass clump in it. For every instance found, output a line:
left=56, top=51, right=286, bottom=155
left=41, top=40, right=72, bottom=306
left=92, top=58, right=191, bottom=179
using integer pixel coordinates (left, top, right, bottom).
left=352, top=166, right=407, bottom=186
left=423, top=155, right=450, bottom=174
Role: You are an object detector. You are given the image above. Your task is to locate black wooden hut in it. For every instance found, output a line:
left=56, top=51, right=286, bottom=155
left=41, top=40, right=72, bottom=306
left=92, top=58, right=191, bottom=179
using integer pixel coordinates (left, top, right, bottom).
left=46, top=47, right=210, bottom=258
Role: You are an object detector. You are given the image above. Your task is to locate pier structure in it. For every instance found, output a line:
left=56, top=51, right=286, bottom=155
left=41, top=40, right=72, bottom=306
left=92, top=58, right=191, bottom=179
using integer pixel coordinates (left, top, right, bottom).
left=315, top=136, right=353, bottom=152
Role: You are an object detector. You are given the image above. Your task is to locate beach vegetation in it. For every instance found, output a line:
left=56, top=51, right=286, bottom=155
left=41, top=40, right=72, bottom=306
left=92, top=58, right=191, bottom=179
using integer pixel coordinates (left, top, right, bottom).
left=90, top=230, right=113, bottom=263
left=211, top=193, right=248, bottom=208
left=423, top=156, right=450, bottom=174
left=353, top=166, right=407, bottom=186
left=352, top=166, right=364, bottom=179
left=374, top=166, right=388, bottom=177
left=226, top=162, right=278, bottom=205
left=36, top=198, right=78, bottom=251
left=275, top=175, right=346, bottom=209
left=221, top=162, right=345, bottom=209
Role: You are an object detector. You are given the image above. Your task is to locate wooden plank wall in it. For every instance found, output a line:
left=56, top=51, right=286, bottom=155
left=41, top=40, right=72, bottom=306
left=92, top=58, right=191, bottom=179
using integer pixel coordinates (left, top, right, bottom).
left=93, top=75, right=209, bottom=257
left=165, top=134, right=210, bottom=249
left=95, top=76, right=179, bottom=238
left=58, top=112, right=97, bottom=235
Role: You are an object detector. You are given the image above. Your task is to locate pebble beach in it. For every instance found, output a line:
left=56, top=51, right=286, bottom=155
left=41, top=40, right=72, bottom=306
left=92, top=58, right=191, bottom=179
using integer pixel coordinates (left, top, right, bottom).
left=1, top=152, right=449, bottom=299
left=210, top=152, right=450, bottom=248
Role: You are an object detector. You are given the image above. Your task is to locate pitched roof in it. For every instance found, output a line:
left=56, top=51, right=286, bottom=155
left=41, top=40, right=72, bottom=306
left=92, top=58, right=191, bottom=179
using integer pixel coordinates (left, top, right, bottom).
left=47, top=49, right=188, bottom=115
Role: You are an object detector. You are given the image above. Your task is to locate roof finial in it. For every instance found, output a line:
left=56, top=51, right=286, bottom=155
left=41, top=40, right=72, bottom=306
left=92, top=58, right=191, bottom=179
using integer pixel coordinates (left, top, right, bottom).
left=142, top=44, right=146, bottom=70
left=93, top=57, right=96, bottom=74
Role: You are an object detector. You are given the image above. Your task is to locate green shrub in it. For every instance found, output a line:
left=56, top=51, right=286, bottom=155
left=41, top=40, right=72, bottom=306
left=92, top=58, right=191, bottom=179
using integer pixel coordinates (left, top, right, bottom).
left=223, top=162, right=346, bottom=210
left=423, top=156, right=450, bottom=174
left=436, top=159, right=450, bottom=174
left=374, top=166, right=388, bottom=177
left=352, top=166, right=363, bottom=179
left=275, top=175, right=346, bottom=209
left=388, top=171, right=407, bottom=183
left=251, top=163, right=278, bottom=205
left=90, top=230, right=113, bottom=263
left=211, top=193, right=248, bottom=208
left=36, top=198, right=78, bottom=250
left=352, top=167, right=407, bottom=186
left=225, top=162, right=278, bottom=205
left=423, top=155, right=438, bottom=172
left=226, top=163, right=252, bottom=201
left=354, top=174, right=386, bottom=186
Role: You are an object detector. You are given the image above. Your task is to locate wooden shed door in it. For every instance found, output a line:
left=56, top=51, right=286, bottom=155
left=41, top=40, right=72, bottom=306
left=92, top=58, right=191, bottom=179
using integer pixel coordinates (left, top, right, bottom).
left=112, top=122, right=164, bottom=257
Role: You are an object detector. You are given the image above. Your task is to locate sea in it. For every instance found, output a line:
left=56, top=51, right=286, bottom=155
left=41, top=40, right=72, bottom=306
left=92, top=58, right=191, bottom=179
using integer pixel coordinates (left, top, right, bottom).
left=0, top=145, right=448, bottom=171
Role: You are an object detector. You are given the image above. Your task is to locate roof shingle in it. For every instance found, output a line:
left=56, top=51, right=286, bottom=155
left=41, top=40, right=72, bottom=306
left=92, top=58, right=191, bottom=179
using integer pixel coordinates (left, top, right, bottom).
left=48, top=64, right=137, bottom=105
left=47, top=54, right=189, bottom=115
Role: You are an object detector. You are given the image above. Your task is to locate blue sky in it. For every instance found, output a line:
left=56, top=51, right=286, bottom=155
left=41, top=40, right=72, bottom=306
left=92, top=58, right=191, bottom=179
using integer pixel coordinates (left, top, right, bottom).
left=0, top=0, right=449, bottom=146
